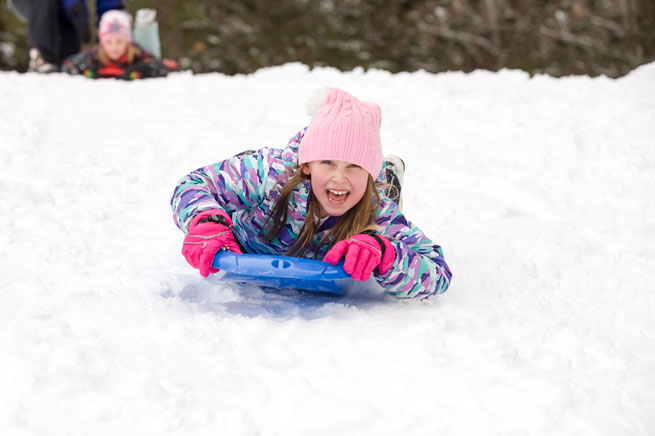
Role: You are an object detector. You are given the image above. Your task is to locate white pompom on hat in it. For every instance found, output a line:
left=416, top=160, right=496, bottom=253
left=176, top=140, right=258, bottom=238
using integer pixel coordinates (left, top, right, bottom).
left=99, top=10, right=133, bottom=43
left=299, top=87, right=383, bottom=178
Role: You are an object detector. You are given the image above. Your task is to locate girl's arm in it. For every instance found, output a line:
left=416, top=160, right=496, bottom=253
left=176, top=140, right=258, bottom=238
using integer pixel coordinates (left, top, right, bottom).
left=61, top=50, right=96, bottom=76
left=170, top=148, right=284, bottom=233
left=124, top=48, right=178, bottom=79
left=375, top=200, right=452, bottom=299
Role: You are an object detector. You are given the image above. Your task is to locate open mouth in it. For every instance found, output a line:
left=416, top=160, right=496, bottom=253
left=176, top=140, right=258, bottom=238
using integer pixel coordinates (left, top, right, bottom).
left=327, top=189, right=349, bottom=204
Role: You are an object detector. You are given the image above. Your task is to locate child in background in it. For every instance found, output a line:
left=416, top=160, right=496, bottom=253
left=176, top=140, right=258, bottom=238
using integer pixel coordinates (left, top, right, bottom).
left=61, top=9, right=177, bottom=80
left=9, top=0, right=125, bottom=72
left=170, top=88, right=452, bottom=299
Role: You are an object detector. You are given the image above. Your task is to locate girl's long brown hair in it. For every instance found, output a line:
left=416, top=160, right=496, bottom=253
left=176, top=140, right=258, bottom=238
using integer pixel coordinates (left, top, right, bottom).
left=263, top=165, right=381, bottom=258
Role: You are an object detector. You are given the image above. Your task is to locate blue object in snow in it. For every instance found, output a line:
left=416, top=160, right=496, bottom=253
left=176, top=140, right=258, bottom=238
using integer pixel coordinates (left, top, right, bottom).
left=211, top=251, right=353, bottom=295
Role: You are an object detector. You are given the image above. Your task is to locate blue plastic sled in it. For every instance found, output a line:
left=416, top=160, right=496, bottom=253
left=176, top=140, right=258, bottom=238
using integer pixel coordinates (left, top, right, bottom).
left=211, top=251, right=353, bottom=295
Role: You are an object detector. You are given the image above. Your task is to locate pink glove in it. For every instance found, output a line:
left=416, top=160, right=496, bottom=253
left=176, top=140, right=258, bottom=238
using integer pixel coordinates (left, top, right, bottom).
left=323, top=233, right=395, bottom=281
left=182, top=209, right=243, bottom=277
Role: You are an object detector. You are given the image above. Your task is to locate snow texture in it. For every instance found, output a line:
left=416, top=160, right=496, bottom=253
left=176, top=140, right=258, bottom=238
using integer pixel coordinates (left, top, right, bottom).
left=0, top=63, right=654, bottom=435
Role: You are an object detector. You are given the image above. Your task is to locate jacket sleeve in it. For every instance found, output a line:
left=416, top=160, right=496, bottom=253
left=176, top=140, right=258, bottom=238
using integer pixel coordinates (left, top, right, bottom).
left=61, top=50, right=96, bottom=77
left=121, top=49, right=177, bottom=79
left=170, top=148, right=284, bottom=233
left=122, top=58, right=169, bottom=79
left=374, top=199, right=452, bottom=299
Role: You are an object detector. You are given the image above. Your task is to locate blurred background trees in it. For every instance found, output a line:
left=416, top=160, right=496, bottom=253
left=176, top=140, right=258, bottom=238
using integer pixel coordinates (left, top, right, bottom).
left=1, top=0, right=654, bottom=77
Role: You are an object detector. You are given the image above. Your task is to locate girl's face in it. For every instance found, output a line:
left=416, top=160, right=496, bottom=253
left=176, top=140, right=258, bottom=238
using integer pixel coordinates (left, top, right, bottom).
left=101, top=37, right=129, bottom=62
left=303, top=159, right=369, bottom=218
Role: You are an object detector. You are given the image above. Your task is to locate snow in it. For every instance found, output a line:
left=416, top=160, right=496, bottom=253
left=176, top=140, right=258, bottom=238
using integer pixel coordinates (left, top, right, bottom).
left=1, top=62, right=654, bottom=435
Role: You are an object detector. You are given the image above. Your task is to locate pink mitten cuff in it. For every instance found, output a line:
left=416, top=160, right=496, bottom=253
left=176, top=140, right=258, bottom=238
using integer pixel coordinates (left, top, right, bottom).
left=376, top=235, right=395, bottom=275
left=188, top=208, right=234, bottom=230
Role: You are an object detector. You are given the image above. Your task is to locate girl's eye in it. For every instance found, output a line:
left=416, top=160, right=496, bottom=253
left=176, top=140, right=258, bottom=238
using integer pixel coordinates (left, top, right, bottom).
left=348, top=164, right=362, bottom=169
left=321, top=160, right=334, bottom=166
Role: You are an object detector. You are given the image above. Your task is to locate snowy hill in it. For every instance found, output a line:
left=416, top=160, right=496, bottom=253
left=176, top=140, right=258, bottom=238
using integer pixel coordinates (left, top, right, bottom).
left=0, top=63, right=654, bottom=435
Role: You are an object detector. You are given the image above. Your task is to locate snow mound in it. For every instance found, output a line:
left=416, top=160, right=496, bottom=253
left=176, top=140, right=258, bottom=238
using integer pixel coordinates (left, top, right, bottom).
left=0, top=64, right=653, bottom=435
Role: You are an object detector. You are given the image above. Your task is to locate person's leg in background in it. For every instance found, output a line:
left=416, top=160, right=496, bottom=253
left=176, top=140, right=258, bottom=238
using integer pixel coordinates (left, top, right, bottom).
left=23, top=0, right=88, bottom=71
left=26, top=0, right=62, bottom=71
left=58, top=1, right=86, bottom=63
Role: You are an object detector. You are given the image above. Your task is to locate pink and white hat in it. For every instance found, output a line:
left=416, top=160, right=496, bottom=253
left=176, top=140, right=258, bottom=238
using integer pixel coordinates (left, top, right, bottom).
left=98, top=10, right=132, bottom=43
left=299, top=87, right=383, bottom=178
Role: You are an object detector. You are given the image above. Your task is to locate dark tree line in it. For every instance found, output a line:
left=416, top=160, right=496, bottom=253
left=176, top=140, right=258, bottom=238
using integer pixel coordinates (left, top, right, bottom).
left=1, top=0, right=654, bottom=77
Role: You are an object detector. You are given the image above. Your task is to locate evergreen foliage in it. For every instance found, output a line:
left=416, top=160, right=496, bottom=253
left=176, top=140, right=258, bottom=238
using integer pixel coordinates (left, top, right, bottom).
left=1, top=0, right=653, bottom=77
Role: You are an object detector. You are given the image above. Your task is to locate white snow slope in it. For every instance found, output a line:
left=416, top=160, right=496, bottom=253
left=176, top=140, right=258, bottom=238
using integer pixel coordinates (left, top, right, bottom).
left=1, top=63, right=654, bottom=436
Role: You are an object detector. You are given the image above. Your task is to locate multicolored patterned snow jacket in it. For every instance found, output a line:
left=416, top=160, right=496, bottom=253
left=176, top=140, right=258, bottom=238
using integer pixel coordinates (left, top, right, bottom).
left=171, top=130, right=452, bottom=299
left=61, top=43, right=177, bottom=80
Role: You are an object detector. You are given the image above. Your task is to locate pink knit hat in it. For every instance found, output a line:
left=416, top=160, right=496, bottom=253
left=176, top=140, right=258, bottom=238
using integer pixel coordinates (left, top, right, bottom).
left=98, top=10, right=132, bottom=43
left=299, top=88, right=383, bottom=178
